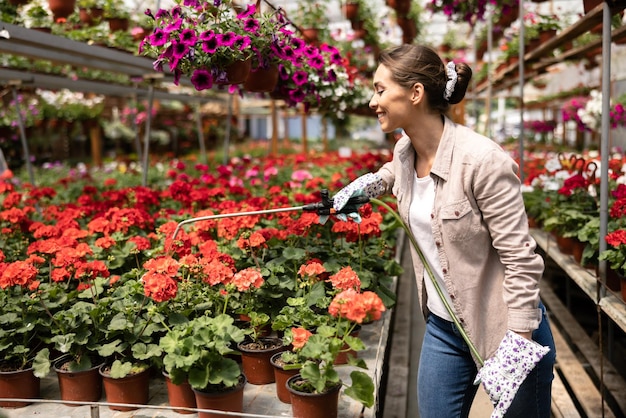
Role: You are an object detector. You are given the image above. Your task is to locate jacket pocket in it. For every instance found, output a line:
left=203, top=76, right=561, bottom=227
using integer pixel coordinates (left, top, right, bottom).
left=440, top=199, right=480, bottom=241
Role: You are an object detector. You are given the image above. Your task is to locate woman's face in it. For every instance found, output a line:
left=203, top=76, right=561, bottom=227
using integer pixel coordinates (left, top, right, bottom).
left=369, top=64, right=414, bottom=134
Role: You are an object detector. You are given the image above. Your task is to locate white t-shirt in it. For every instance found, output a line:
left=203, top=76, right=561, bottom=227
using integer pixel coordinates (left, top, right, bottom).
left=408, top=173, right=454, bottom=321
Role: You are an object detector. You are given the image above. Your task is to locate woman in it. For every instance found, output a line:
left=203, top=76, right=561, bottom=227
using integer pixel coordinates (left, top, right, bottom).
left=333, top=44, right=556, bottom=418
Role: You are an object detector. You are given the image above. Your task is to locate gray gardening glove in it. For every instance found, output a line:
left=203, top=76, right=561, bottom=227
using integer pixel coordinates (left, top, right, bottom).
left=474, top=330, right=550, bottom=418
left=331, top=173, right=385, bottom=223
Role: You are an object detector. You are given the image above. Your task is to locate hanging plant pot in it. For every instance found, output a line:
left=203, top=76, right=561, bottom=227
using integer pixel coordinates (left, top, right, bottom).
left=54, top=358, right=103, bottom=405
left=216, top=59, right=252, bottom=85
left=270, top=352, right=301, bottom=404
left=301, top=28, right=319, bottom=44
left=0, top=365, right=40, bottom=408
left=107, top=17, right=129, bottom=32
left=99, top=364, right=150, bottom=411
left=287, top=374, right=341, bottom=418
left=78, top=7, right=104, bottom=26
left=193, top=374, right=246, bottom=418
left=583, top=0, right=602, bottom=14
left=237, top=337, right=285, bottom=385
left=163, top=371, right=196, bottom=414
left=8, top=0, right=30, bottom=6
left=243, top=64, right=279, bottom=93
left=47, top=0, right=76, bottom=21
left=343, top=2, right=359, bottom=21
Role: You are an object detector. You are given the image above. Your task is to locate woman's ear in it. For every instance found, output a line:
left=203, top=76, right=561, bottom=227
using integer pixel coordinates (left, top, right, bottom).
left=411, top=83, right=424, bottom=105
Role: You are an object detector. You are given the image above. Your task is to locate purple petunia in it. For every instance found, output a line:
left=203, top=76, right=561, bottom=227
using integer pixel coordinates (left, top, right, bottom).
left=292, top=70, right=308, bottom=86
left=148, top=28, right=168, bottom=47
left=217, top=32, right=237, bottom=47
left=179, top=28, right=197, bottom=46
left=191, top=68, right=213, bottom=91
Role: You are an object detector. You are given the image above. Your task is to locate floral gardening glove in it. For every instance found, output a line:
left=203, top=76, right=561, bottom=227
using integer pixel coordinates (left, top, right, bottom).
left=329, top=173, right=385, bottom=223
left=474, top=330, right=550, bottom=418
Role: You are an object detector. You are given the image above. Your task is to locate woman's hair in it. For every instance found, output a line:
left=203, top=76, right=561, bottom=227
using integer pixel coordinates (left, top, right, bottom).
left=378, top=44, right=472, bottom=113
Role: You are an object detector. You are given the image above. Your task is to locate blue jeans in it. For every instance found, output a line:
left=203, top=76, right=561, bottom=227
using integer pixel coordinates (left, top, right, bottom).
left=417, top=302, right=556, bottom=418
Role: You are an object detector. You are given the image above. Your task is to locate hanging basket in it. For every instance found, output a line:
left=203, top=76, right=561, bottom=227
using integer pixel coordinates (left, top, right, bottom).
left=343, top=2, right=359, bottom=21
left=583, top=0, right=602, bottom=14
left=215, top=59, right=252, bottom=85
left=107, top=17, right=129, bottom=32
left=243, top=64, right=279, bottom=93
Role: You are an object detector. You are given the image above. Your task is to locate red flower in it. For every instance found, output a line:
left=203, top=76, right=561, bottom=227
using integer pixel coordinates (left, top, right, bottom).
left=606, top=229, right=626, bottom=248
left=0, top=260, right=38, bottom=289
left=142, top=271, right=178, bottom=302
left=327, top=266, right=361, bottom=291
left=143, top=256, right=180, bottom=277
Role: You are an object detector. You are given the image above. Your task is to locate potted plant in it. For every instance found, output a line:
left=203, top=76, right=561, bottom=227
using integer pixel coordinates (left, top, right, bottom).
left=0, top=257, right=51, bottom=407
left=286, top=285, right=386, bottom=416
left=141, top=0, right=264, bottom=90
left=76, top=0, right=104, bottom=26
left=426, top=0, right=518, bottom=26
left=241, top=4, right=295, bottom=93
left=21, top=0, right=54, bottom=31
left=290, top=0, right=330, bottom=43
left=93, top=273, right=165, bottom=411
left=270, top=327, right=312, bottom=403
left=102, top=0, right=130, bottom=32
left=159, top=314, right=248, bottom=417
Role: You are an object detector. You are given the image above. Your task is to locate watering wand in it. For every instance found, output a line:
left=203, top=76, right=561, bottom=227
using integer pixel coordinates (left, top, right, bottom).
left=170, top=189, right=369, bottom=241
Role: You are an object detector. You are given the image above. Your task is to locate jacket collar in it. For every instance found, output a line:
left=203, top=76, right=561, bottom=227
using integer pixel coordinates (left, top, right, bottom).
left=430, top=116, right=455, bottom=183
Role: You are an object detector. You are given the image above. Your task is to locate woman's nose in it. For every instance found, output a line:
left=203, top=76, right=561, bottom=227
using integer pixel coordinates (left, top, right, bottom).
left=369, top=95, right=377, bottom=109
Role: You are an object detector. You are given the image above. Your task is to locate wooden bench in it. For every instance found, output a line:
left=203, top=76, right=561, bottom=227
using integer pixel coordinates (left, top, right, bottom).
left=542, top=283, right=625, bottom=418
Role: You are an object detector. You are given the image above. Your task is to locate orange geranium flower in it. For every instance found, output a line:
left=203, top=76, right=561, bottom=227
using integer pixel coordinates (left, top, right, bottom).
left=327, top=266, right=361, bottom=291
left=0, top=260, right=38, bottom=289
left=291, top=327, right=313, bottom=350
left=298, top=261, right=326, bottom=281
left=328, top=288, right=386, bottom=324
left=231, top=267, right=264, bottom=292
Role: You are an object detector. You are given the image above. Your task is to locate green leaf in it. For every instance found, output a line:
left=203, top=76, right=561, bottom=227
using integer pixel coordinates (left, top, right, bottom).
left=32, top=348, right=51, bottom=378
left=109, top=359, right=133, bottom=379
left=283, top=247, right=307, bottom=260
left=344, top=370, right=374, bottom=408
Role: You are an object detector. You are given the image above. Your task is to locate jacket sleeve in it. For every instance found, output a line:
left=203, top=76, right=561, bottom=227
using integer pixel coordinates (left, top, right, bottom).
left=472, top=149, right=544, bottom=333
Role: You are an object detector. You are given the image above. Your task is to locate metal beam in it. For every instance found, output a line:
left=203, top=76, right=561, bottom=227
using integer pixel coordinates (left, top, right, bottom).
left=0, top=68, right=215, bottom=103
left=0, top=21, right=156, bottom=78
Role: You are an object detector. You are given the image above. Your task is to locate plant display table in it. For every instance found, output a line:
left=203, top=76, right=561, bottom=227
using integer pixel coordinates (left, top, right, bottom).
left=0, top=305, right=392, bottom=417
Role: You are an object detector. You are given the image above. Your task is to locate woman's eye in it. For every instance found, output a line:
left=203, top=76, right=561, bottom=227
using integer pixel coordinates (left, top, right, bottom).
left=376, top=90, right=384, bottom=96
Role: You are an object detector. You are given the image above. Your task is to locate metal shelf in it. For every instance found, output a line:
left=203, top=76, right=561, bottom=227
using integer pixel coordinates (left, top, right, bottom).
left=530, top=228, right=626, bottom=334
left=473, top=1, right=626, bottom=95
left=0, top=20, right=220, bottom=101
left=0, top=21, right=160, bottom=79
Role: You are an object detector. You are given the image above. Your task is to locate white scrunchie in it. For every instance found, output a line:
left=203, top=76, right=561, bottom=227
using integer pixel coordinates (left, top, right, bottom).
left=444, top=61, right=457, bottom=101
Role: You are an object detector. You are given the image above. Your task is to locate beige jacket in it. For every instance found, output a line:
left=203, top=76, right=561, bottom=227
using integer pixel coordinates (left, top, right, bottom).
left=377, top=116, right=544, bottom=363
